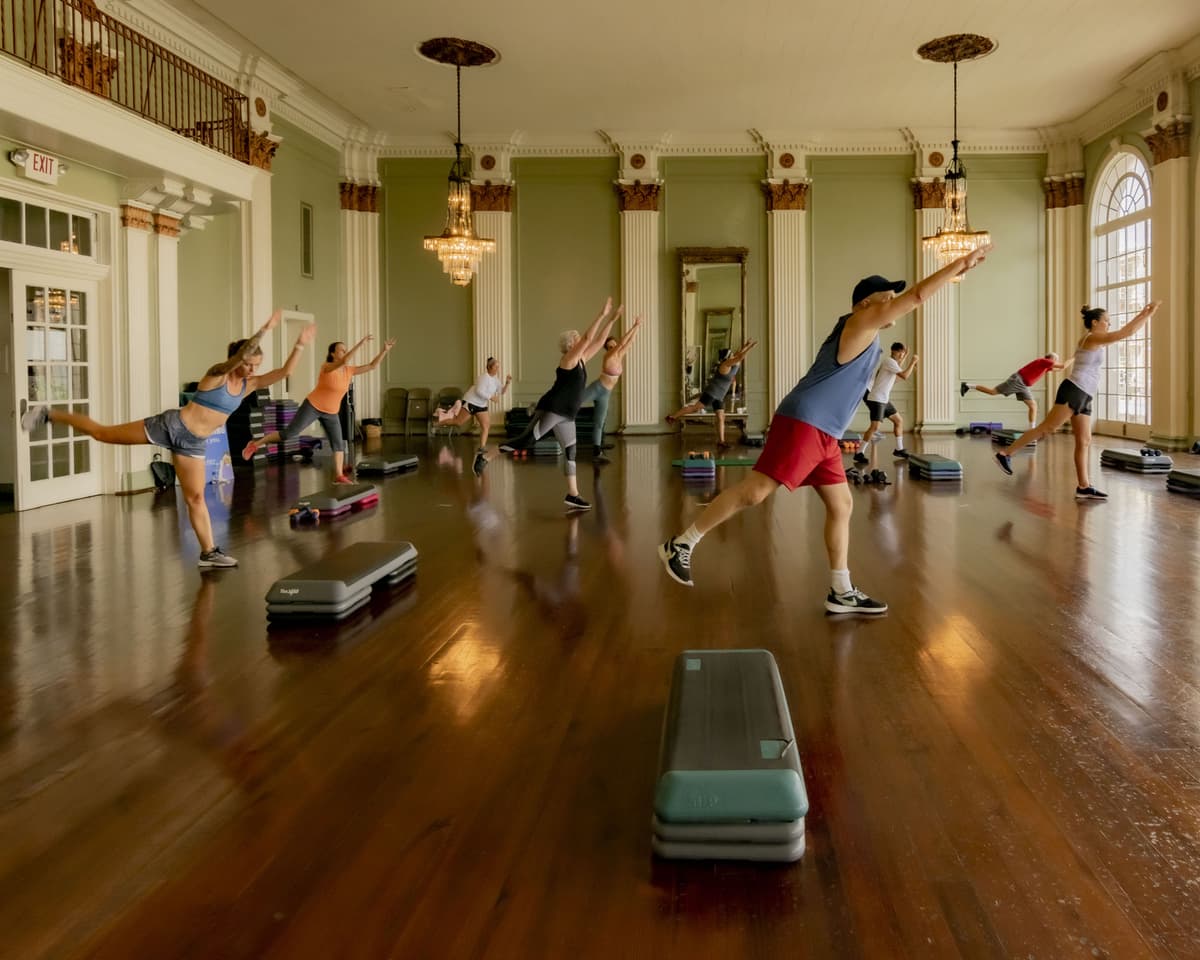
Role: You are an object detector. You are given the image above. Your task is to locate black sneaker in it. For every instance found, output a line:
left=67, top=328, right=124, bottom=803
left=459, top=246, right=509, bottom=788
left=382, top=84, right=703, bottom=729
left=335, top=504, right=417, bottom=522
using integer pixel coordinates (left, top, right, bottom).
left=1075, top=486, right=1108, bottom=501
left=994, top=451, right=1013, bottom=476
left=960, top=382, right=969, bottom=397
left=825, top=587, right=887, bottom=615
left=564, top=494, right=591, bottom=511
left=472, top=452, right=488, bottom=477
left=658, top=537, right=693, bottom=586
left=198, top=547, right=238, bottom=568
left=21, top=404, right=50, bottom=433
left=893, top=449, right=909, bottom=459
left=853, top=452, right=869, bottom=465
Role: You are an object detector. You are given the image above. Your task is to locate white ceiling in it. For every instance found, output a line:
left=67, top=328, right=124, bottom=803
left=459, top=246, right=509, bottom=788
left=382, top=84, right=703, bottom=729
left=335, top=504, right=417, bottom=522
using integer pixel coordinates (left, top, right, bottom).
left=183, top=0, right=1200, bottom=142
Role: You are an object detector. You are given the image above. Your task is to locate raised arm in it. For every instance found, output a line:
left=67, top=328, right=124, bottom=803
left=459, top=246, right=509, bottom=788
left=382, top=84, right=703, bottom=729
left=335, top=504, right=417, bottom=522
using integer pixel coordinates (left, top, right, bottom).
left=1083, top=301, right=1161, bottom=347
left=717, top=339, right=757, bottom=374
left=250, top=322, right=317, bottom=391
left=327, top=335, right=371, bottom=372
left=896, top=354, right=920, bottom=381
left=611, top=316, right=644, bottom=357
left=351, top=337, right=396, bottom=375
left=500, top=373, right=513, bottom=396
left=199, top=309, right=282, bottom=384
left=562, top=297, right=619, bottom=368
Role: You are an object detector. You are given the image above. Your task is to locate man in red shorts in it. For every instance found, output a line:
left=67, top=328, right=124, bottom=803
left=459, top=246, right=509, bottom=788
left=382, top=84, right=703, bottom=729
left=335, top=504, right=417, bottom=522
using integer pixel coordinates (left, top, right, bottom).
left=658, top=244, right=992, bottom=613
left=961, top=353, right=1070, bottom=428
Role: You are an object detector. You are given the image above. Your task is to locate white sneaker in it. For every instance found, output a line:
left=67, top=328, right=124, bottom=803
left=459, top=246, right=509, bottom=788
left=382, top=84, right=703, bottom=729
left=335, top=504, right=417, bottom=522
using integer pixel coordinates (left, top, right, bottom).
left=21, top=405, right=49, bottom=433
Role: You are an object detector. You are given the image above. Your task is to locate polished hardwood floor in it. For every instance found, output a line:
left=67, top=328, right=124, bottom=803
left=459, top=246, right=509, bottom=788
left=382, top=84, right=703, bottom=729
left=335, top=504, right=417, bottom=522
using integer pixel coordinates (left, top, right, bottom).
left=2, top=432, right=1199, bottom=959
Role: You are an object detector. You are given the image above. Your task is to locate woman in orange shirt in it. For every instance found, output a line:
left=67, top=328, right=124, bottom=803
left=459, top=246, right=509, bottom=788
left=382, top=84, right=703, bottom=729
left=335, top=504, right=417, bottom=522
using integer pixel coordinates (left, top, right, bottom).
left=244, top=334, right=395, bottom=482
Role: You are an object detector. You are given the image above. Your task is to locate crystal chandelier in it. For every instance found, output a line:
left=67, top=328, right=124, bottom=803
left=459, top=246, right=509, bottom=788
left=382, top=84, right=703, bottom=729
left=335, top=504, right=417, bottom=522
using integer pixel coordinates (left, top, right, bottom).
left=920, top=39, right=993, bottom=274
left=422, top=57, right=494, bottom=287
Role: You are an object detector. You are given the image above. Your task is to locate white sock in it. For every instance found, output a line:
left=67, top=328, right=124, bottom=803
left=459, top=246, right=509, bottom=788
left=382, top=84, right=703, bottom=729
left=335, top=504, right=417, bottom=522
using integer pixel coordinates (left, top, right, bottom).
left=895, top=435, right=905, bottom=450
left=676, top=524, right=704, bottom=549
left=831, top=569, right=852, bottom=594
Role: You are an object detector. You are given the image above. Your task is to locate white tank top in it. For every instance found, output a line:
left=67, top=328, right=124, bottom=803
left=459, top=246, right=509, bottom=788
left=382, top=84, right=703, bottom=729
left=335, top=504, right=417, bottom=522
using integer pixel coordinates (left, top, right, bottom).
left=1066, top=339, right=1104, bottom=397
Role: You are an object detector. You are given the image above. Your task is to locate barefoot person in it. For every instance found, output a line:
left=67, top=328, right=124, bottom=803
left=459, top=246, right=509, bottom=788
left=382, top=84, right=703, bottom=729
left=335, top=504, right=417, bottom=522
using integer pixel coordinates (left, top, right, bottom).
left=435, top=357, right=512, bottom=460
left=658, top=245, right=992, bottom=612
left=961, top=353, right=1069, bottom=428
left=665, top=340, right=758, bottom=447
left=995, top=302, right=1160, bottom=499
left=243, top=335, right=395, bottom=483
left=854, top=341, right=918, bottom=465
left=500, top=297, right=623, bottom=510
left=21, top=310, right=315, bottom=567
left=581, top=316, right=642, bottom=464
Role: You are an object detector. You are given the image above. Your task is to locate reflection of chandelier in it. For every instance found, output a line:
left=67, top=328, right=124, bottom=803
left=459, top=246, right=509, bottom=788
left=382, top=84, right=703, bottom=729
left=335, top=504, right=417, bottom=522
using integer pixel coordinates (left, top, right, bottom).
left=919, top=36, right=993, bottom=275
left=421, top=40, right=498, bottom=287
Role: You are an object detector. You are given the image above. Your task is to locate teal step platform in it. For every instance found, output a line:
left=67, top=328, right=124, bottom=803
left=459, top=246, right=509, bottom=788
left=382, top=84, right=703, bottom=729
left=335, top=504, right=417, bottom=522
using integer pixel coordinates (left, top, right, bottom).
left=907, top=452, right=963, bottom=481
left=653, top=649, right=807, bottom=862
left=1100, top=449, right=1173, bottom=474
left=991, top=428, right=1034, bottom=447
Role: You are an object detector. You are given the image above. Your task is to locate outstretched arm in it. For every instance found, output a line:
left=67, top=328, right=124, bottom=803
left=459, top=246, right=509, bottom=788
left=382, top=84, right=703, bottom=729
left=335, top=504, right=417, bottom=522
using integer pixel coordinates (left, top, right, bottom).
left=249, top=322, right=317, bottom=391
left=896, top=354, right=920, bottom=381
left=199, top=309, right=282, bottom=384
left=562, top=297, right=620, bottom=368
left=611, top=316, right=643, bottom=357
left=327, top=335, right=371, bottom=372
left=717, top=339, right=757, bottom=374
left=1083, top=301, right=1161, bottom=347
left=350, top=337, right=396, bottom=374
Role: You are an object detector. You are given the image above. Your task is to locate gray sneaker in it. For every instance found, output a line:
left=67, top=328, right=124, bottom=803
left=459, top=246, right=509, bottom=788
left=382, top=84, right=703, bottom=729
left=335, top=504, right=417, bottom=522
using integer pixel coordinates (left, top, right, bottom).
left=21, top=405, right=49, bottom=433
left=198, top=547, right=238, bottom=568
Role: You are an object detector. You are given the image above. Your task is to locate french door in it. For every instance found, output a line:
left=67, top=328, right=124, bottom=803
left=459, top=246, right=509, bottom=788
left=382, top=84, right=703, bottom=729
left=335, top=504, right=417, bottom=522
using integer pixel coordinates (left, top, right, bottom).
left=12, top=272, right=101, bottom=509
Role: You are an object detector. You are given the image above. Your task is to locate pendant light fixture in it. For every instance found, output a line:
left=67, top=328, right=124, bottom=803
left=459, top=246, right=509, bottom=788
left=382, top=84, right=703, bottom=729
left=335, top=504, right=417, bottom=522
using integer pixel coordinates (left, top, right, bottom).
left=918, top=34, right=995, bottom=274
left=419, top=38, right=498, bottom=287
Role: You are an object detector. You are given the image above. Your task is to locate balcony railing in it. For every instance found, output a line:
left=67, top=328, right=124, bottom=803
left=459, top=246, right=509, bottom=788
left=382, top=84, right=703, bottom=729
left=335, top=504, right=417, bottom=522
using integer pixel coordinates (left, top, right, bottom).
left=1, top=0, right=250, bottom=163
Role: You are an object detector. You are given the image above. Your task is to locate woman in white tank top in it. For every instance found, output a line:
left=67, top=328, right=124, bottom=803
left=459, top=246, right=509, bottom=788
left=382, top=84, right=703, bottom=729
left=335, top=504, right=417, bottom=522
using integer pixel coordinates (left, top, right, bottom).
left=996, top=301, right=1160, bottom=499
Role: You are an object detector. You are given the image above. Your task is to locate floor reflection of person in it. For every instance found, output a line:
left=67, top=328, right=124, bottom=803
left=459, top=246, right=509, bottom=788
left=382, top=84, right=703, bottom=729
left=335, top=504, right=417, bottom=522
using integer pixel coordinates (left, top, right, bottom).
left=509, top=514, right=586, bottom=644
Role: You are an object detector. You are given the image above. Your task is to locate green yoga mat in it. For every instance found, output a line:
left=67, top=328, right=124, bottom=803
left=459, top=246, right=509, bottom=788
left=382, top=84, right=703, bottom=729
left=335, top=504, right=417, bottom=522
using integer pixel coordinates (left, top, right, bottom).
left=671, top=457, right=758, bottom=467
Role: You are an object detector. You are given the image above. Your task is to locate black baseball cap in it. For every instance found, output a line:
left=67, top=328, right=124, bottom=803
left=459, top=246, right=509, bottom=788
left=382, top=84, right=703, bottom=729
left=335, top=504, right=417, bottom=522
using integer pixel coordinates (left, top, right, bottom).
left=852, top=275, right=906, bottom=306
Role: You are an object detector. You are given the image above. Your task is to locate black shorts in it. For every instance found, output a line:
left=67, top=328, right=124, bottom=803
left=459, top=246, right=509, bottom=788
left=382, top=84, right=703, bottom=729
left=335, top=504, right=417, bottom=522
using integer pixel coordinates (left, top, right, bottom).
left=465, top=401, right=487, bottom=415
left=864, top=394, right=897, bottom=422
left=700, top=392, right=725, bottom=412
left=1055, top=380, right=1093, bottom=416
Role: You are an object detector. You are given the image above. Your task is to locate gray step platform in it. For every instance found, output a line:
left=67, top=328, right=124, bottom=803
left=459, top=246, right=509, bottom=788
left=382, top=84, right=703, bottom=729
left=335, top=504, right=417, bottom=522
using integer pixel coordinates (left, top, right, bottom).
left=654, top=649, right=807, bottom=863
left=1100, top=449, right=1174, bottom=473
left=266, top=541, right=418, bottom=620
left=1167, top=469, right=1200, bottom=495
left=907, top=452, right=963, bottom=481
left=294, top=482, right=379, bottom=516
left=356, top=455, right=419, bottom=474
left=992, top=428, right=1035, bottom=447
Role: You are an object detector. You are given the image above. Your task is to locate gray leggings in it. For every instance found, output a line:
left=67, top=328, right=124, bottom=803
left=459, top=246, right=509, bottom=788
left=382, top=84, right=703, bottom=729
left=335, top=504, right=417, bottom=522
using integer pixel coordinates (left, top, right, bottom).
left=581, top=380, right=611, bottom=448
left=281, top=399, right=347, bottom=453
left=511, top=410, right=578, bottom=475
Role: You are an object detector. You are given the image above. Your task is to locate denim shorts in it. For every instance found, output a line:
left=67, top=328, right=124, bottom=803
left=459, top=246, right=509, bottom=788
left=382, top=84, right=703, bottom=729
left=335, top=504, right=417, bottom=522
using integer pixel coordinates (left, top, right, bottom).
left=143, top=409, right=207, bottom=459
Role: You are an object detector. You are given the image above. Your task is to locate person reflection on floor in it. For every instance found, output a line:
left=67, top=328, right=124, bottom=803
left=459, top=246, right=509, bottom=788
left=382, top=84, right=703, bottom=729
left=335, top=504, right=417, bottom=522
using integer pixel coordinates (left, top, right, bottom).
left=508, top=513, right=586, bottom=644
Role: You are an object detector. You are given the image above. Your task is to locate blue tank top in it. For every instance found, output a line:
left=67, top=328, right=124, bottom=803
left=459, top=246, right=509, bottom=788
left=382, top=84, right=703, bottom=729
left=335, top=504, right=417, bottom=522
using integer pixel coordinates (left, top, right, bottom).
left=775, top=315, right=882, bottom=437
left=191, top=377, right=249, bottom=415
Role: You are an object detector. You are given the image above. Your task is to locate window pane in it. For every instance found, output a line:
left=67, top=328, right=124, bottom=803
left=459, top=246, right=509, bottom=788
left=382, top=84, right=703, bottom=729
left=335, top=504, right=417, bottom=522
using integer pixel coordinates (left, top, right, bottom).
left=71, top=366, right=88, bottom=400
left=49, top=208, right=71, bottom=252
left=70, top=328, right=88, bottom=362
left=49, top=366, right=69, bottom=402
left=74, top=439, right=90, bottom=474
left=30, top=445, right=49, bottom=482
left=72, top=402, right=89, bottom=418
left=47, top=327, right=68, bottom=361
left=70, top=291, right=86, bottom=326
left=26, top=286, right=46, bottom=323
left=25, top=205, right=47, bottom=248
left=72, top=215, right=93, bottom=257
left=0, top=196, right=20, bottom=243
left=51, top=404, right=70, bottom=439
left=52, top=442, right=70, bottom=478
left=27, top=327, right=45, bottom=362
left=47, top=289, right=67, bottom=326
left=28, top=365, right=47, bottom=402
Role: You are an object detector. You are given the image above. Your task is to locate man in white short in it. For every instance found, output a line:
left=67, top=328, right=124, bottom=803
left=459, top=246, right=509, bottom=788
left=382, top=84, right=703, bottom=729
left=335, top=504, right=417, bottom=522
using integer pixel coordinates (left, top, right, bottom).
left=854, top=341, right=918, bottom=464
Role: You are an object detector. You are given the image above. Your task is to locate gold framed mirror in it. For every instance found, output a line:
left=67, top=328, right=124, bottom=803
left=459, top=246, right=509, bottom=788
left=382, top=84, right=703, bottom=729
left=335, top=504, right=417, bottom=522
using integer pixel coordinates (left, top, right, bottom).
left=679, top=247, right=748, bottom=411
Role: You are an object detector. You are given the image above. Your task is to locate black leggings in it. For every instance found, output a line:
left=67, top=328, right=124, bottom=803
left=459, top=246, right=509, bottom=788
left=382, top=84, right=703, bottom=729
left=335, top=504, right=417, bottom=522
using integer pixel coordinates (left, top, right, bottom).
left=282, top=399, right=346, bottom=452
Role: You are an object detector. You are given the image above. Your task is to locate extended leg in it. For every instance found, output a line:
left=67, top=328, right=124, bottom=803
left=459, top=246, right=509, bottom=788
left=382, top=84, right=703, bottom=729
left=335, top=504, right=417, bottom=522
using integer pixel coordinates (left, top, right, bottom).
left=174, top=454, right=215, bottom=554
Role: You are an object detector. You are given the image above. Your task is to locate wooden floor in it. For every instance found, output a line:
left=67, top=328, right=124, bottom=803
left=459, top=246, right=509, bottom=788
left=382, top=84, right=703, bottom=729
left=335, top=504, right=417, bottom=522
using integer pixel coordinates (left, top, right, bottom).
left=2, top=433, right=1200, bottom=959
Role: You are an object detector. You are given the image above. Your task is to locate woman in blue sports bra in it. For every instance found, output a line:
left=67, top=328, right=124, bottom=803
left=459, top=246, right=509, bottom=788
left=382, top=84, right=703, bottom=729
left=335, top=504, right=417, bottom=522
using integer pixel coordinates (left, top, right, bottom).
left=20, top=309, right=315, bottom=568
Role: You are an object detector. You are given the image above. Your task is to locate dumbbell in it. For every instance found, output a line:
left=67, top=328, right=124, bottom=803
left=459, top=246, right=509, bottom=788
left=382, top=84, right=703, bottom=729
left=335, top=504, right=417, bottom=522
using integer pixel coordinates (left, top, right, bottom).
left=955, top=427, right=968, bottom=436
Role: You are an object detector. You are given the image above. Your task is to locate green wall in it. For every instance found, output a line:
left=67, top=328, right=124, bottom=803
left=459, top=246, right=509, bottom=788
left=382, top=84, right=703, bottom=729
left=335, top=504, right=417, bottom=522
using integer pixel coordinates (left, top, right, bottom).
left=512, top=157, right=621, bottom=409
left=380, top=158, right=474, bottom=395
left=270, top=117, right=341, bottom=334
left=957, top=156, right=1046, bottom=415
left=809, top=156, right=913, bottom=429
left=661, top=156, right=766, bottom=428
left=0, top=137, right=120, bottom=207
left=177, top=207, right=241, bottom=380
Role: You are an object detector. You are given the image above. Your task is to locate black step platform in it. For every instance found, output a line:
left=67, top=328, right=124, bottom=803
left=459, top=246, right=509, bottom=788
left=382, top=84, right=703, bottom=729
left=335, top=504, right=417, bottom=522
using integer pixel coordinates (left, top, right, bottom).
left=991, top=428, right=1035, bottom=447
left=906, top=452, right=963, bottom=481
left=293, top=483, right=379, bottom=516
left=1100, top=449, right=1173, bottom=474
left=1166, top=469, right=1200, bottom=496
left=356, top=455, right=419, bottom=474
left=266, top=541, right=419, bottom=620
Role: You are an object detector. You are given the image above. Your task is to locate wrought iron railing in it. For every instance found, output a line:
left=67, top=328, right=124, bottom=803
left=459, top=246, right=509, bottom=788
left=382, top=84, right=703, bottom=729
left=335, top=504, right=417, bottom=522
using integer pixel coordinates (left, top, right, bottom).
left=1, top=0, right=250, bottom=163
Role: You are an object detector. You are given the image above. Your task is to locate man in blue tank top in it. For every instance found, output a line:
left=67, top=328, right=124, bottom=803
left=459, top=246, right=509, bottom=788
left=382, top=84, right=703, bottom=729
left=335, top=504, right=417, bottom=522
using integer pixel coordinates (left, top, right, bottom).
left=658, top=244, right=992, bottom=613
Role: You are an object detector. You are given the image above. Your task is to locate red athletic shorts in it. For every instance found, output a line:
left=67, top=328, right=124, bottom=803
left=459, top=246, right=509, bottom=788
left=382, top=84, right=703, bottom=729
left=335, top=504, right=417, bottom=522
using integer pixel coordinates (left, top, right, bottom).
left=752, top=415, right=846, bottom=491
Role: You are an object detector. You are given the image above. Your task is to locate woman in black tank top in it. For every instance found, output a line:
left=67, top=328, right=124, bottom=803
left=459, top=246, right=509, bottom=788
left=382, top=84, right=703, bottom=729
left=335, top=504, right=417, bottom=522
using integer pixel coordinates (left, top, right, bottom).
left=498, top=297, right=624, bottom=511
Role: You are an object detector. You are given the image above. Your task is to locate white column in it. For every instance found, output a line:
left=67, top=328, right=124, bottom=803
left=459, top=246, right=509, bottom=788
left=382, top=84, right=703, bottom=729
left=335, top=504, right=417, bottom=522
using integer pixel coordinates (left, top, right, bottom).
left=240, top=167, right=274, bottom=368
left=1146, top=120, right=1193, bottom=447
left=764, top=181, right=810, bottom=411
left=471, top=185, right=514, bottom=411
left=339, top=183, right=383, bottom=420
left=912, top=181, right=958, bottom=431
left=1043, top=176, right=1086, bottom=402
left=119, top=203, right=153, bottom=489
left=617, top=182, right=661, bottom=429
left=152, top=212, right=182, bottom=412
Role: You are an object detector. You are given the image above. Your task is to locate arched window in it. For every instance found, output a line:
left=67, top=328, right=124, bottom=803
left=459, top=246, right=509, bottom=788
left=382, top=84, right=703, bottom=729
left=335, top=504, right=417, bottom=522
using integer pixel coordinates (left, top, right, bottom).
left=1090, top=151, right=1152, bottom=426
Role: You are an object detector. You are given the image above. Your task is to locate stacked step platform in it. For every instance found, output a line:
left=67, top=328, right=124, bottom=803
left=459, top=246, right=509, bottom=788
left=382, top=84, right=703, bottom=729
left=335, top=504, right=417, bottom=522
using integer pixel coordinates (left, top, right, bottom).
left=356, top=455, right=419, bottom=475
left=675, top=452, right=716, bottom=482
left=1167, top=469, right=1200, bottom=496
left=292, top=483, right=379, bottom=518
left=261, top=399, right=302, bottom=462
left=991, top=428, right=1034, bottom=447
left=907, top=452, right=963, bottom=481
left=653, top=649, right=807, bottom=862
left=1100, top=449, right=1173, bottom=474
left=266, top=541, right=418, bottom=621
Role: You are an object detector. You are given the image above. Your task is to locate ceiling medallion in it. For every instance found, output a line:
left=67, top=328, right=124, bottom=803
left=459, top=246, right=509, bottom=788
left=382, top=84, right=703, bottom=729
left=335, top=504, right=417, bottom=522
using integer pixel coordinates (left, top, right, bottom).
left=779, top=152, right=795, bottom=169
left=480, top=154, right=496, bottom=170
left=1156, top=91, right=1169, bottom=111
left=417, top=37, right=500, bottom=68
left=630, top=153, right=646, bottom=169
left=928, top=151, right=944, bottom=167
left=916, top=34, right=995, bottom=64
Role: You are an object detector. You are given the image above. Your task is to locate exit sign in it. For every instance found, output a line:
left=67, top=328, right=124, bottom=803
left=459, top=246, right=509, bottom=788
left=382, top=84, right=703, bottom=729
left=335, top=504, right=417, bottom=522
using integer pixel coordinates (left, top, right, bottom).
left=24, top=150, right=61, bottom=185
